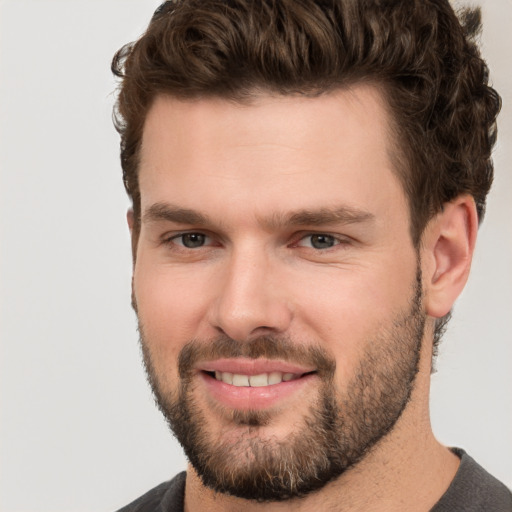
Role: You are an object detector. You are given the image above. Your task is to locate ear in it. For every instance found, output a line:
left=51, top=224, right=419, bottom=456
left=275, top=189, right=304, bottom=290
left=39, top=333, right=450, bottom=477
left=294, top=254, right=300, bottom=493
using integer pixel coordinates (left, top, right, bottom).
left=127, top=208, right=135, bottom=233
left=126, top=208, right=138, bottom=310
left=126, top=208, right=138, bottom=264
left=421, top=195, right=478, bottom=319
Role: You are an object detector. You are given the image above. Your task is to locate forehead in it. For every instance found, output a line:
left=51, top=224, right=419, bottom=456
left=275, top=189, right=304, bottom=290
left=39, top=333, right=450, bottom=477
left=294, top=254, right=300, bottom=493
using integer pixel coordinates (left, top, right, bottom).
left=140, top=85, right=392, bottom=162
left=138, top=85, right=405, bottom=224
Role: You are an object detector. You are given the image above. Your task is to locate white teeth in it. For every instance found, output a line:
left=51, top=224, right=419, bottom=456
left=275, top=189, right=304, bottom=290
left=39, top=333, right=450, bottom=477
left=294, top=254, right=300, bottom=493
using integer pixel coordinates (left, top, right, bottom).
left=213, top=371, right=301, bottom=387
left=268, top=372, right=283, bottom=385
left=249, top=374, right=269, bottom=387
left=232, top=374, right=250, bottom=386
left=221, top=372, right=233, bottom=385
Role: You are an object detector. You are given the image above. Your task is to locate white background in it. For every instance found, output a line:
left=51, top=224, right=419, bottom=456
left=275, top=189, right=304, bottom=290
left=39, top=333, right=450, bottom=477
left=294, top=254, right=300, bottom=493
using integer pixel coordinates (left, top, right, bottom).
left=0, top=1, right=510, bottom=511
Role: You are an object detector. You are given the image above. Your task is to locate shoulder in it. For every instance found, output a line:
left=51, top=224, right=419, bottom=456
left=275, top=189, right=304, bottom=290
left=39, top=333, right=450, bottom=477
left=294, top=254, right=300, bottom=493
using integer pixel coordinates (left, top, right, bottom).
left=115, top=472, right=186, bottom=512
left=432, top=448, right=512, bottom=511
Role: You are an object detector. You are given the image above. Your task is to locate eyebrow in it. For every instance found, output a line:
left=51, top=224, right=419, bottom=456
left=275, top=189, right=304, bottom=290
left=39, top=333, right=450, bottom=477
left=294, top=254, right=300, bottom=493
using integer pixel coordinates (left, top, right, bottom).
left=142, top=202, right=375, bottom=229
left=266, top=207, right=375, bottom=229
left=142, top=203, right=212, bottom=226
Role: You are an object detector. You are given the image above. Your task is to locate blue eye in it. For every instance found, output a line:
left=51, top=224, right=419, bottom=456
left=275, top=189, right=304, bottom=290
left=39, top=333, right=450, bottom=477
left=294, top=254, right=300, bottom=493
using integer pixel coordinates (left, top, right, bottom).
left=297, top=234, right=339, bottom=249
left=309, top=234, right=337, bottom=249
left=176, top=233, right=207, bottom=248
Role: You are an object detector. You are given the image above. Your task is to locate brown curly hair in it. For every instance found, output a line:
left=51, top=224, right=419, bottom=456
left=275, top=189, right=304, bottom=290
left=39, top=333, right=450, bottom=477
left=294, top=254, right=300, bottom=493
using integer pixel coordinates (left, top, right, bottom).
left=112, top=0, right=501, bottom=347
left=112, top=0, right=500, bottom=243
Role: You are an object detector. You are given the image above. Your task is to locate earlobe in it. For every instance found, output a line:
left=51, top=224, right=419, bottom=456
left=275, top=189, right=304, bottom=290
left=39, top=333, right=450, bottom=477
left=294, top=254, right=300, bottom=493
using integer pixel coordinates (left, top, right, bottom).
left=422, top=195, right=478, bottom=319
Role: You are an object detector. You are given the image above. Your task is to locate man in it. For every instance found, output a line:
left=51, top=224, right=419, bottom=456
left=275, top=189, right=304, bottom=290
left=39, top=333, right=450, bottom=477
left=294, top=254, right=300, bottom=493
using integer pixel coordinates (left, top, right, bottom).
left=112, top=0, right=510, bottom=510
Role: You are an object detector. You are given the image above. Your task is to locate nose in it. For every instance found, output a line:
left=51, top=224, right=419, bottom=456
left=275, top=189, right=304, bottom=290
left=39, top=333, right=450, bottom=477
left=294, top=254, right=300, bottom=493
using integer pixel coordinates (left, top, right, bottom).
left=208, top=246, right=293, bottom=342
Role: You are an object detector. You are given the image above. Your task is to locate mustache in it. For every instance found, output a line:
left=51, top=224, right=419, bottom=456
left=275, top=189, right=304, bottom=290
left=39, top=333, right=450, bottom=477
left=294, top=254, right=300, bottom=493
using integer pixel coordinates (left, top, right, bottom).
left=178, top=335, right=336, bottom=380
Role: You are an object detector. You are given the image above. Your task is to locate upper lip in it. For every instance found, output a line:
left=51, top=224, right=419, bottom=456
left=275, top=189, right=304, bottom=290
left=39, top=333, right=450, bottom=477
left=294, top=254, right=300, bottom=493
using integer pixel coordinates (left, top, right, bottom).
left=196, top=357, right=316, bottom=376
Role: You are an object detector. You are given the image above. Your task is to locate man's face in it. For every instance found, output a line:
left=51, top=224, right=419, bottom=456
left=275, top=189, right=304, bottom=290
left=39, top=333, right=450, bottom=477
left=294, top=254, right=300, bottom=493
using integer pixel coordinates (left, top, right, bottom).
left=133, top=86, right=426, bottom=500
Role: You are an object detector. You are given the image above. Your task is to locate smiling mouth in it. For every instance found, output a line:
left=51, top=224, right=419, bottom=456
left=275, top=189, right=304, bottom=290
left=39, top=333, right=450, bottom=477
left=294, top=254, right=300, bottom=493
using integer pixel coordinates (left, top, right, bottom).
left=203, top=370, right=315, bottom=387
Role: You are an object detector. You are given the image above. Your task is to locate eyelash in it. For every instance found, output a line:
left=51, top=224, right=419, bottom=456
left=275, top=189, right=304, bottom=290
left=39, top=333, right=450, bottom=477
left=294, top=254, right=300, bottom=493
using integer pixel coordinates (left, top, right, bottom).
left=162, top=231, right=350, bottom=252
left=164, top=232, right=215, bottom=249
left=294, top=233, right=349, bottom=250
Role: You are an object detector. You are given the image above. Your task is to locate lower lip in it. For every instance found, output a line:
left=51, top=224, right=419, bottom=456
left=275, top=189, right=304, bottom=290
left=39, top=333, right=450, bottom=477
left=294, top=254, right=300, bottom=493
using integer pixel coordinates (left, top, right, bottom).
left=199, top=372, right=317, bottom=411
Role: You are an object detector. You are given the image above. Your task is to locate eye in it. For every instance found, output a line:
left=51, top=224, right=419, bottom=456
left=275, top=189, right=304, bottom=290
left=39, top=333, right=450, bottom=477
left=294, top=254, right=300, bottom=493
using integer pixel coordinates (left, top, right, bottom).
left=173, top=232, right=209, bottom=248
left=298, top=234, right=339, bottom=250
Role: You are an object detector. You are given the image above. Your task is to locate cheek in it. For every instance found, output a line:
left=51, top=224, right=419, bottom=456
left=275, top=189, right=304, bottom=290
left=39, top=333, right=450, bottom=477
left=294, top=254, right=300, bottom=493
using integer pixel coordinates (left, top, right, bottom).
left=133, top=262, right=212, bottom=355
left=290, top=260, right=417, bottom=378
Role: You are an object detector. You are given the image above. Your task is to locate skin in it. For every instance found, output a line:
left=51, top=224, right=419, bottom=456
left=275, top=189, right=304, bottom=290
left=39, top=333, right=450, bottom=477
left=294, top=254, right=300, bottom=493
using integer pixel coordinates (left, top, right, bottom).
left=130, top=85, right=478, bottom=511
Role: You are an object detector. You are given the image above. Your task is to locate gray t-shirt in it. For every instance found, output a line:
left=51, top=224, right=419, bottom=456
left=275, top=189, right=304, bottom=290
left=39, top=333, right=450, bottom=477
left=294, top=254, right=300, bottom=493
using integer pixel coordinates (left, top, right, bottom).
left=116, top=449, right=512, bottom=511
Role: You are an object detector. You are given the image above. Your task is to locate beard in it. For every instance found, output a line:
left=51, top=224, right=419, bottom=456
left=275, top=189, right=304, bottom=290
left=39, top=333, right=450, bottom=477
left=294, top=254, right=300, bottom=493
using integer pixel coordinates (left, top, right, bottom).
left=138, top=267, right=425, bottom=502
